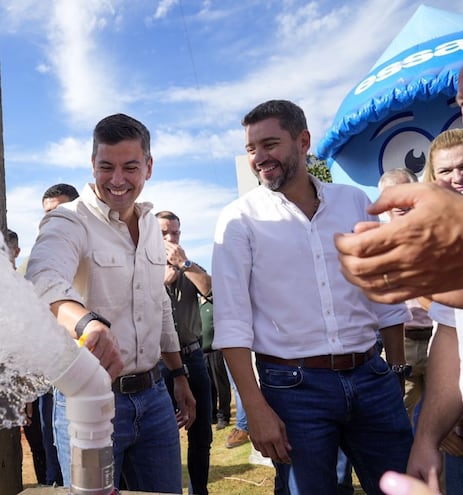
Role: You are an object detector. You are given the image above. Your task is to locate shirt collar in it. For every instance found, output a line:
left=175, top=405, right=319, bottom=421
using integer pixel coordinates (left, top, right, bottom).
left=82, top=183, right=154, bottom=222
left=259, top=173, right=325, bottom=204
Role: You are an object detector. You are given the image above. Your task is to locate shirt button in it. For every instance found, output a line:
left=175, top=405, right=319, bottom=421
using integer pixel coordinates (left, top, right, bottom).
left=140, top=348, right=144, bottom=354
left=137, top=316, right=142, bottom=322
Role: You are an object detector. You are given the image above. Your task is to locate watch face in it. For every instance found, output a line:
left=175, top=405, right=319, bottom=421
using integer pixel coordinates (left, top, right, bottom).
left=183, top=260, right=193, bottom=269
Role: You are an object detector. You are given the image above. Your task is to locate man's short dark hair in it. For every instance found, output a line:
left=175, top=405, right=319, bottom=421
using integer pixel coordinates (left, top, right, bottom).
left=155, top=210, right=180, bottom=225
left=42, top=183, right=79, bottom=203
left=92, top=113, right=151, bottom=162
left=241, top=100, right=308, bottom=139
left=6, top=229, right=18, bottom=250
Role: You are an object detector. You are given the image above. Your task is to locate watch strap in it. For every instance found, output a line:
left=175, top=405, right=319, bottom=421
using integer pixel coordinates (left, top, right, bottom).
left=75, top=311, right=111, bottom=338
left=181, top=260, right=193, bottom=272
left=389, top=363, right=412, bottom=378
left=169, top=364, right=189, bottom=379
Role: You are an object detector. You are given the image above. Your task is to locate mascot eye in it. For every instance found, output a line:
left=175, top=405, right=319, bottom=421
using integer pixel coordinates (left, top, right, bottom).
left=404, top=149, right=426, bottom=173
left=379, top=129, right=432, bottom=177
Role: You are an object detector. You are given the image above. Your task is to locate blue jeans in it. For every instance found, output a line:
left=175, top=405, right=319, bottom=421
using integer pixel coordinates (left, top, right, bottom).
left=445, top=452, right=463, bottom=495
left=162, top=348, right=213, bottom=495
left=336, top=448, right=353, bottom=495
left=39, top=391, right=63, bottom=485
left=53, top=377, right=182, bottom=493
left=256, top=352, right=413, bottom=495
left=225, top=362, right=248, bottom=432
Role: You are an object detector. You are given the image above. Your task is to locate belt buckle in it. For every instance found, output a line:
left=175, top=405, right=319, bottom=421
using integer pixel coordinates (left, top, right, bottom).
left=119, top=374, right=137, bottom=394
left=331, top=353, right=356, bottom=371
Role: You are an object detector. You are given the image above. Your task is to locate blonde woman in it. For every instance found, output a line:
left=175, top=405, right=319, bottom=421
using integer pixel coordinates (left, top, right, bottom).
left=407, top=128, right=463, bottom=495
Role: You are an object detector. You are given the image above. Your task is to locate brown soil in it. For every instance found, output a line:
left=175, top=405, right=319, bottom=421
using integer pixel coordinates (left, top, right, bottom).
left=21, top=428, right=38, bottom=488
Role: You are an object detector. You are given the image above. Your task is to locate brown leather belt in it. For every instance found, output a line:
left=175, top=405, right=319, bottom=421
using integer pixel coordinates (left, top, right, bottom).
left=112, top=364, right=161, bottom=394
left=256, top=345, right=377, bottom=371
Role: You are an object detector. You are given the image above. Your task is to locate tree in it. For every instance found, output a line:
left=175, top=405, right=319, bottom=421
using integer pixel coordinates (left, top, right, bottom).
left=306, top=153, right=332, bottom=183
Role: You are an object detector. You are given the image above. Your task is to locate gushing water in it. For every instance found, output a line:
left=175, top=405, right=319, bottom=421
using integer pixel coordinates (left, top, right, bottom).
left=0, top=238, right=79, bottom=428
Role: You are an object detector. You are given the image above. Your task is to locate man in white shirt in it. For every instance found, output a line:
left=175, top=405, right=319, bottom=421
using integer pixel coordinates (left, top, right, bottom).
left=212, top=100, right=412, bottom=494
left=26, top=113, right=196, bottom=493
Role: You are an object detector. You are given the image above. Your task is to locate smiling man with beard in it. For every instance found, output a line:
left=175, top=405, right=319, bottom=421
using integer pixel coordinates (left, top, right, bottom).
left=212, top=100, right=413, bottom=495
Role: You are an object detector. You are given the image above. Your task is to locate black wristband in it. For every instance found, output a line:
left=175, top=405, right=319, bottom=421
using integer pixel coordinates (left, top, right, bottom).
left=75, top=311, right=111, bottom=338
left=169, top=364, right=189, bottom=379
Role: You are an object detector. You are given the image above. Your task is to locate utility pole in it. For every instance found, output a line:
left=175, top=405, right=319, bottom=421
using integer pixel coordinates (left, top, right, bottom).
left=0, top=67, right=23, bottom=495
left=0, top=66, right=7, bottom=238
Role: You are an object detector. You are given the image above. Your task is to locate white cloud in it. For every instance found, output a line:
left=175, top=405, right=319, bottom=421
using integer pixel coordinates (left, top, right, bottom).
left=153, top=0, right=178, bottom=20
left=6, top=185, right=45, bottom=257
left=6, top=137, right=92, bottom=168
left=45, top=1, right=127, bottom=127
left=44, top=137, right=93, bottom=168
left=35, top=63, right=51, bottom=73
left=150, top=0, right=422, bottom=146
left=152, top=128, right=243, bottom=160
left=0, top=0, right=49, bottom=33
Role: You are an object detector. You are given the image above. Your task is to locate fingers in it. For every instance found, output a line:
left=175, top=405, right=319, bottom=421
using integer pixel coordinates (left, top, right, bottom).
left=367, top=183, right=420, bottom=216
left=427, top=467, right=441, bottom=494
left=83, top=328, right=123, bottom=380
left=251, top=422, right=292, bottom=464
left=176, top=400, right=196, bottom=430
left=380, top=471, right=441, bottom=495
left=352, top=221, right=382, bottom=234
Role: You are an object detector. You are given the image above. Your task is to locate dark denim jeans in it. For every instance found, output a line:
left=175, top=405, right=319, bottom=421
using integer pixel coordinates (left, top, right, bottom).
left=163, top=348, right=213, bottom=495
left=54, top=377, right=182, bottom=493
left=445, top=452, right=463, bottom=495
left=257, top=352, right=413, bottom=495
left=39, top=391, right=63, bottom=485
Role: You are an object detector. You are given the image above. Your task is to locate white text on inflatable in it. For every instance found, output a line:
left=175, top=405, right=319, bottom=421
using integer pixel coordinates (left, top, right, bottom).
left=354, top=39, right=463, bottom=95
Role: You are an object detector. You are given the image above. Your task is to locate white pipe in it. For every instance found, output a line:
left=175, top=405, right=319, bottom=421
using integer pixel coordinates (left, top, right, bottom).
left=52, top=346, right=115, bottom=495
left=52, top=346, right=114, bottom=448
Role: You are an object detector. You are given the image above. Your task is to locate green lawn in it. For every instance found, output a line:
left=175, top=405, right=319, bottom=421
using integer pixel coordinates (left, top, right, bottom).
left=180, top=420, right=366, bottom=494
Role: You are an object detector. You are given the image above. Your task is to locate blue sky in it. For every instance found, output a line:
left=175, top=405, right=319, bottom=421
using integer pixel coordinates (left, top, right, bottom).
left=1, top=0, right=462, bottom=270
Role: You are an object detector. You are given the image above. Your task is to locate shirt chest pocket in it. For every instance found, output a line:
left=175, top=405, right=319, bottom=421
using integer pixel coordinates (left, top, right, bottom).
left=93, top=251, right=126, bottom=268
left=89, top=250, right=130, bottom=306
left=145, top=247, right=166, bottom=305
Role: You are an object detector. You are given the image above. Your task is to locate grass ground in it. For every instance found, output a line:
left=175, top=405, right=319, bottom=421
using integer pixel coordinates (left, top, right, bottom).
left=22, top=418, right=366, bottom=494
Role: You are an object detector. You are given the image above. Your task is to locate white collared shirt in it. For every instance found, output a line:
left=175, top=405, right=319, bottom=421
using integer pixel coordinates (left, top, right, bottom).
left=212, top=175, right=410, bottom=358
left=26, top=183, right=179, bottom=375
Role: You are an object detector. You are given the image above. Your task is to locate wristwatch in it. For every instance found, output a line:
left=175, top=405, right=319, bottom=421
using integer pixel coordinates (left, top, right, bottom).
left=181, top=259, right=193, bottom=271
left=75, top=311, right=111, bottom=338
left=169, top=364, right=189, bottom=379
left=389, top=363, right=412, bottom=378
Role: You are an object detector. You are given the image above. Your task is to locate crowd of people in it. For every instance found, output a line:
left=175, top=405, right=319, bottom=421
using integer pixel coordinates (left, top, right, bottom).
left=1, top=67, right=462, bottom=495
